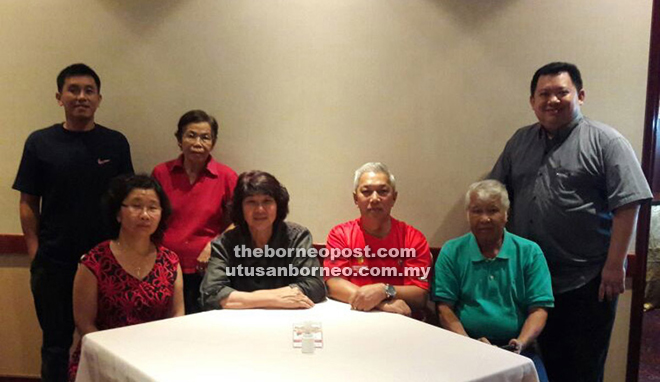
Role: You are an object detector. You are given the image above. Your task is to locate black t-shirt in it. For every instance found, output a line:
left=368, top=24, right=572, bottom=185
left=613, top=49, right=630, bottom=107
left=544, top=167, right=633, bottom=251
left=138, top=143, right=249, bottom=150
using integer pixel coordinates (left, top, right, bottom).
left=13, top=123, right=134, bottom=267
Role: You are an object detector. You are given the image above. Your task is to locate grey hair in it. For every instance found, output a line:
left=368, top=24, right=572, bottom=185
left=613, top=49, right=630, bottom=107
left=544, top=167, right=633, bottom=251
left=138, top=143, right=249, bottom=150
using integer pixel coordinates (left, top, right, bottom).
left=353, top=162, right=396, bottom=191
left=465, top=180, right=510, bottom=211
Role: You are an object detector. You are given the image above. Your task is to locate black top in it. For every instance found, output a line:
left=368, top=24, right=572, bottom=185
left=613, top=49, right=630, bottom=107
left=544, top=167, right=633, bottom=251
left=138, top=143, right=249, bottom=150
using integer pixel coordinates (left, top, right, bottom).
left=13, top=123, right=134, bottom=267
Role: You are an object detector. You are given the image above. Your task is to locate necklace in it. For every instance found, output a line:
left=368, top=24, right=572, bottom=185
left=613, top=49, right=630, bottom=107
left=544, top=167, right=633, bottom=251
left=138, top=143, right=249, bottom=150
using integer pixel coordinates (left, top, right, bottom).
left=114, top=240, right=152, bottom=279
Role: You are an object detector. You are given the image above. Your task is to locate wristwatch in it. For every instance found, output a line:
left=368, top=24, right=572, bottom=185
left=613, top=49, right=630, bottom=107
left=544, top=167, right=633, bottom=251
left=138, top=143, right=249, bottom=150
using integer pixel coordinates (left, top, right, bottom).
left=384, top=283, right=396, bottom=300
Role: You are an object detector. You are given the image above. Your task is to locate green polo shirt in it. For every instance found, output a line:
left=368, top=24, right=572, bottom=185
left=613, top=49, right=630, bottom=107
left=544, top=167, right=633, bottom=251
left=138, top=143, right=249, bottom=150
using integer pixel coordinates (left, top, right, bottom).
left=433, top=231, right=554, bottom=341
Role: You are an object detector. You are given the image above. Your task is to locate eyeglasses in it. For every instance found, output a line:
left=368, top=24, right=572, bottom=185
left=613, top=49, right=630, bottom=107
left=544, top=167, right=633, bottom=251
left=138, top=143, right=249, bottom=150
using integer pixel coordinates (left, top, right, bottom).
left=183, top=132, right=214, bottom=143
left=121, top=204, right=162, bottom=216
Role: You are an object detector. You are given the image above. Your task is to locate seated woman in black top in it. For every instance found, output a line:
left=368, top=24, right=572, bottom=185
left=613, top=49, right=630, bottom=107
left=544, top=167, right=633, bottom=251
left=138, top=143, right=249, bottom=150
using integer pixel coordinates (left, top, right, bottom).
left=200, top=170, right=326, bottom=309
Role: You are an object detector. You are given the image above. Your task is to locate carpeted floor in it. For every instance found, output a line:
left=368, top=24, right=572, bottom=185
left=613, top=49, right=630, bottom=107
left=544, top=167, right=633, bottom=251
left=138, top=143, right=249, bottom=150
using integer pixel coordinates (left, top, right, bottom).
left=640, top=308, right=660, bottom=381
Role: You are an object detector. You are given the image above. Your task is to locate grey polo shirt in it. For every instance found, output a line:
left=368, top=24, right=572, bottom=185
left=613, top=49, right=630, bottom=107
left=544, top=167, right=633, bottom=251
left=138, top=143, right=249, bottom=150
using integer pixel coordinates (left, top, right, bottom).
left=489, top=115, right=651, bottom=293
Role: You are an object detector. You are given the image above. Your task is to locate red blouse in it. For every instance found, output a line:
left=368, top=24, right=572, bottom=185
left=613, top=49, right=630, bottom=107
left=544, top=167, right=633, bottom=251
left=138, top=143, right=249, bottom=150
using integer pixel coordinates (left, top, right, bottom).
left=69, top=241, right=179, bottom=381
left=153, top=155, right=237, bottom=273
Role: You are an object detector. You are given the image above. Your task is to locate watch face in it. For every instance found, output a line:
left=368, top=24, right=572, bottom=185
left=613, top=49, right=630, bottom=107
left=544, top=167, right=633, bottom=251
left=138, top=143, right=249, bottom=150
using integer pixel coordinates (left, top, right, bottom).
left=386, top=284, right=396, bottom=298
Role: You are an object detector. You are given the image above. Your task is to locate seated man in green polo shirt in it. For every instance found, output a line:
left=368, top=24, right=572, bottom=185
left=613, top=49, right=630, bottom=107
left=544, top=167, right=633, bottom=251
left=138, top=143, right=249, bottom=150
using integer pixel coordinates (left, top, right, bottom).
left=433, top=180, right=554, bottom=381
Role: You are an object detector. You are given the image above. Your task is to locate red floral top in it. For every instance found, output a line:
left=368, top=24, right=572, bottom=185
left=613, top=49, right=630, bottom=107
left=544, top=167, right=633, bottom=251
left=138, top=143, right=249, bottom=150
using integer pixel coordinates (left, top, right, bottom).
left=69, top=240, right=179, bottom=380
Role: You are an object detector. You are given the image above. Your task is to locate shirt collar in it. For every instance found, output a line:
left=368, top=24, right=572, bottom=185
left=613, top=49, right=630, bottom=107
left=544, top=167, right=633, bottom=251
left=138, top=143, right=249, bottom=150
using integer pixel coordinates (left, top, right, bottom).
left=468, top=230, right=512, bottom=263
left=171, top=155, right=218, bottom=178
left=538, top=113, right=583, bottom=146
left=358, top=216, right=396, bottom=240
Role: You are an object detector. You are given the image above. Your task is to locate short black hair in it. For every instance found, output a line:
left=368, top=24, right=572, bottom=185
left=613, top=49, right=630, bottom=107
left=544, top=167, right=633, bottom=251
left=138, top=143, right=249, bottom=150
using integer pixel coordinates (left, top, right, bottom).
left=230, top=171, right=290, bottom=231
left=57, top=63, right=101, bottom=93
left=175, top=110, right=219, bottom=143
left=103, top=174, right=172, bottom=242
left=530, top=62, right=583, bottom=96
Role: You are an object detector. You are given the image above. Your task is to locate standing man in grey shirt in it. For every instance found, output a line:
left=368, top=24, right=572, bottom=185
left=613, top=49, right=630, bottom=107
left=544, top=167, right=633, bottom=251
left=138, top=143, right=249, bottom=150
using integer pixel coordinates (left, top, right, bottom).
left=489, top=62, right=651, bottom=382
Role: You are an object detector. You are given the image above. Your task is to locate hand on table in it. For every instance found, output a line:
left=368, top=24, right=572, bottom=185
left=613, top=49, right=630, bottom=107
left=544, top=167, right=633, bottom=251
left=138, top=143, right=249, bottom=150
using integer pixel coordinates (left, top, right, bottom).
left=272, top=286, right=314, bottom=309
left=377, top=299, right=412, bottom=317
left=477, top=337, right=491, bottom=345
left=349, top=283, right=387, bottom=311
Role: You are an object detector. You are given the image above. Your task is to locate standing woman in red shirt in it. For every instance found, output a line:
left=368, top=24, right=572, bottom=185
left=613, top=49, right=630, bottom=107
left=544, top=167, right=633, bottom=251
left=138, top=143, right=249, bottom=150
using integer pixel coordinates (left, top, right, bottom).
left=152, top=110, right=238, bottom=313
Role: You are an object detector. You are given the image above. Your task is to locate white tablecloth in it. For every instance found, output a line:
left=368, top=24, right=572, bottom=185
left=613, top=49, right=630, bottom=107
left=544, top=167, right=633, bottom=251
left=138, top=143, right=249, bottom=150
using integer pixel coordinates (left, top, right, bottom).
left=76, top=300, right=539, bottom=382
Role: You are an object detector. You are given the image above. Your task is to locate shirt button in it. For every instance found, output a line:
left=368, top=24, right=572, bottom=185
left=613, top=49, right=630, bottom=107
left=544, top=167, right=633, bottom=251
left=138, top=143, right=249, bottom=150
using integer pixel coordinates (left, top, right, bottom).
left=490, top=275, right=494, bottom=280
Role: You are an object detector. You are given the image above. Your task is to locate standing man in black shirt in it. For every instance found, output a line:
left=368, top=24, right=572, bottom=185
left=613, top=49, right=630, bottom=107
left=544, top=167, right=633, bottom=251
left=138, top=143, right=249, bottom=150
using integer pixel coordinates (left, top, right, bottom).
left=13, top=63, right=134, bottom=382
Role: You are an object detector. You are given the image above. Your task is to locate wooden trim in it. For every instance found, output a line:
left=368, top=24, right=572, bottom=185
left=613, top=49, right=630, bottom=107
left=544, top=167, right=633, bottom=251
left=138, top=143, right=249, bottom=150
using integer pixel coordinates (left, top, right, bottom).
left=626, top=253, right=639, bottom=280
left=628, top=1, right=660, bottom=380
left=0, top=376, right=40, bottom=382
left=2, top=236, right=638, bottom=277
left=0, top=234, right=27, bottom=255
left=312, top=243, right=637, bottom=278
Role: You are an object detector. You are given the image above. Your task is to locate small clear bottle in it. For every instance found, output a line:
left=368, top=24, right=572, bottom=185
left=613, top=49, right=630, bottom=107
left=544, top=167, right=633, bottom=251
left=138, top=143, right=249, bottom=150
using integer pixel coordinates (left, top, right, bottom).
left=301, top=322, right=315, bottom=354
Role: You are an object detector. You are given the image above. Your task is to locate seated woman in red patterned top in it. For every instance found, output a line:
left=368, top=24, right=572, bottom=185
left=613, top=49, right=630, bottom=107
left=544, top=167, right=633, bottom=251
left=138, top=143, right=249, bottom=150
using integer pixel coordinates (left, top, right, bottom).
left=68, top=174, right=184, bottom=381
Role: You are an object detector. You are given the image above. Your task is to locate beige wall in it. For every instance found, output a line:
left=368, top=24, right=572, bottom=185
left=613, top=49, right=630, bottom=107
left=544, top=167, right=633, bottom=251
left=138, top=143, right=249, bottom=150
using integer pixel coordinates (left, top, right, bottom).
left=0, top=0, right=652, bottom=378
